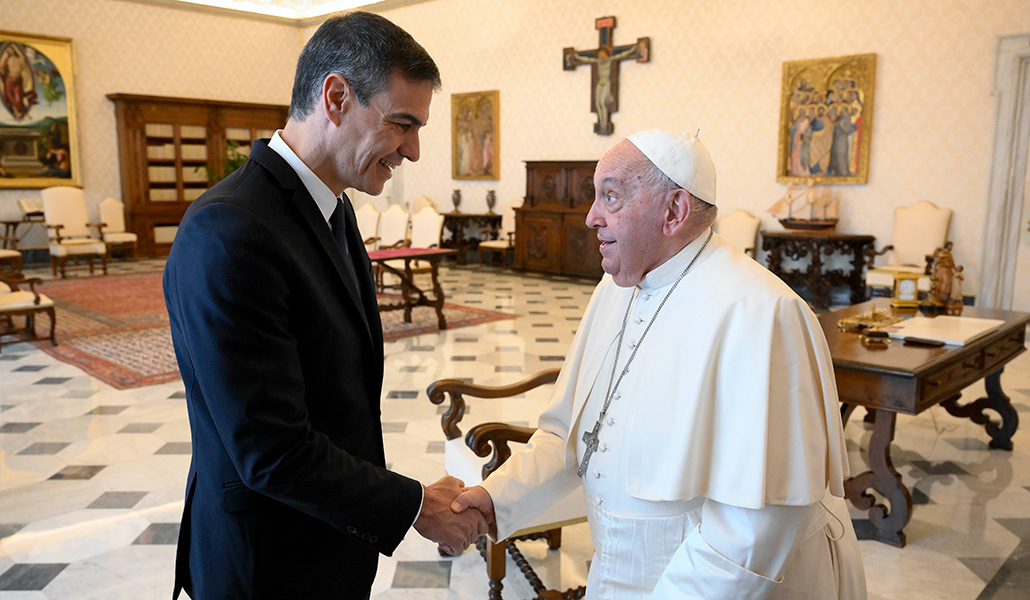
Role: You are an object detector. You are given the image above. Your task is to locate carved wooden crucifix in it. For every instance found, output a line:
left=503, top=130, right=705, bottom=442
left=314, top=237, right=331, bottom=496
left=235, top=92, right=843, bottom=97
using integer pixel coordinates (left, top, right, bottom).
left=563, top=16, right=650, bottom=135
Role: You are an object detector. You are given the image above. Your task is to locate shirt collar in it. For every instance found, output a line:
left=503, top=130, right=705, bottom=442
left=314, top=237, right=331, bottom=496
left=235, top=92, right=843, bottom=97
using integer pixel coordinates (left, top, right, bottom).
left=268, top=130, right=337, bottom=223
left=638, top=228, right=714, bottom=292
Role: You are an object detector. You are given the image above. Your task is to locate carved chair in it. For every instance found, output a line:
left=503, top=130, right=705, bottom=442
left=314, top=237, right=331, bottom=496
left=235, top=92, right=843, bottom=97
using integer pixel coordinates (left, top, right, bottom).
left=478, top=199, right=522, bottom=267
left=427, top=368, right=588, bottom=600
left=714, top=209, right=762, bottom=257
left=98, top=197, right=138, bottom=261
left=354, top=203, right=381, bottom=253
left=864, top=200, right=952, bottom=297
left=41, top=186, right=108, bottom=278
left=377, top=206, right=442, bottom=292
left=0, top=272, right=57, bottom=352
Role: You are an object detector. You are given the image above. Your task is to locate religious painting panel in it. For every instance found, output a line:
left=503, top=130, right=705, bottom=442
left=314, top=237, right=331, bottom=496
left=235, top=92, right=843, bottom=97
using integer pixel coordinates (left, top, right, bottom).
left=451, top=90, right=500, bottom=180
left=776, top=53, right=876, bottom=185
left=0, top=31, right=81, bottom=188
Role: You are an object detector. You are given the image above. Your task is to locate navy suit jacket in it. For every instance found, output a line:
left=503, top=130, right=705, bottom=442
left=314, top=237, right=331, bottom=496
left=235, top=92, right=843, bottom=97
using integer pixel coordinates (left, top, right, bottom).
left=164, top=139, right=422, bottom=599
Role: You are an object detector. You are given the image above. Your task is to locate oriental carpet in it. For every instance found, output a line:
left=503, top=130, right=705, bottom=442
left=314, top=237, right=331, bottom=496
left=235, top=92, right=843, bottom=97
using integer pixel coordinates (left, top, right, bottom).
left=29, top=272, right=516, bottom=389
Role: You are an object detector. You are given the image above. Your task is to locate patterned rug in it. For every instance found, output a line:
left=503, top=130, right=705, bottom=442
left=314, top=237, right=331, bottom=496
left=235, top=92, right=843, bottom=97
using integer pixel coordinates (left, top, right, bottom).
left=30, top=272, right=516, bottom=390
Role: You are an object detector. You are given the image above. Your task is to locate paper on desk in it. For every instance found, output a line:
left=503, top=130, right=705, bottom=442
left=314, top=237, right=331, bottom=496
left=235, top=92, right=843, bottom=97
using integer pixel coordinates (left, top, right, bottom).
left=886, top=315, right=1004, bottom=347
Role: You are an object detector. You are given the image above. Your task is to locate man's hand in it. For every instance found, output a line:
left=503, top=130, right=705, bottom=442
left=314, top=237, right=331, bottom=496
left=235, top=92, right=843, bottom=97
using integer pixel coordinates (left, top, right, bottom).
left=413, top=476, right=488, bottom=555
left=451, top=485, right=495, bottom=528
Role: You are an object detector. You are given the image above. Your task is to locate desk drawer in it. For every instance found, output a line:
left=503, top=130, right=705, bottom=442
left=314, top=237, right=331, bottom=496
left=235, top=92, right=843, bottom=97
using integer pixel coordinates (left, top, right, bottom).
left=917, top=327, right=1026, bottom=412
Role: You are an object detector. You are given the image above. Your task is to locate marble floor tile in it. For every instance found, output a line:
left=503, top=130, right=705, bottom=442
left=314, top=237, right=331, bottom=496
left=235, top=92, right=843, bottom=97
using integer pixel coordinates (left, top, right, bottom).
left=2, top=261, right=1029, bottom=599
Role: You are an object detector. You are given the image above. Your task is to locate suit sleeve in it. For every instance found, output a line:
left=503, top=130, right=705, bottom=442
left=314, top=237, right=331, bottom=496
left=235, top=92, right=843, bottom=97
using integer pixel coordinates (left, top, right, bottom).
left=164, top=201, right=422, bottom=555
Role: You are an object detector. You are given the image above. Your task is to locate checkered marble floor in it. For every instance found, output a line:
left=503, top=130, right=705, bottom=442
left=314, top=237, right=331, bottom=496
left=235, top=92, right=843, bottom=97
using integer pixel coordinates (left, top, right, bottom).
left=2, top=261, right=1029, bottom=599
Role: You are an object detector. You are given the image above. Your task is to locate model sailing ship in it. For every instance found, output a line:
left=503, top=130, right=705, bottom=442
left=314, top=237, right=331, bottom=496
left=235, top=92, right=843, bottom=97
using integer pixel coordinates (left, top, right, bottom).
left=768, top=180, right=839, bottom=230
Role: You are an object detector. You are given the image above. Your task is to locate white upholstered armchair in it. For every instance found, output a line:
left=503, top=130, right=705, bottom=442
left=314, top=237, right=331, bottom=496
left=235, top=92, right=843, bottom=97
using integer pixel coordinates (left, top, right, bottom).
left=478, top=199, right=522, bottom=266
left=714, top=209, right=761, bottom=257
left=98, top=197, right=138, bottom=260
left=864, top=201, right=952, bottom=297
left=41, top=186, right=107, bottom=278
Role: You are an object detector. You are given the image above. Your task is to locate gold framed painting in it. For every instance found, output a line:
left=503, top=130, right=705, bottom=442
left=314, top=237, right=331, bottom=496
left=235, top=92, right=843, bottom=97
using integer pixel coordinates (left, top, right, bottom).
left=0, top=31, right=81, bottom=188
left=776, top=53, right=876, bottom=185
left=452, top=90, right=499, bottom=180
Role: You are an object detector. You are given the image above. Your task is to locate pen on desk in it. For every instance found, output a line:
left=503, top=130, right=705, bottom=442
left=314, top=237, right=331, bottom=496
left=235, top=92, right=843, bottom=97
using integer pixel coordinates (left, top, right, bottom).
left=903, top=337, right=946, bottom=347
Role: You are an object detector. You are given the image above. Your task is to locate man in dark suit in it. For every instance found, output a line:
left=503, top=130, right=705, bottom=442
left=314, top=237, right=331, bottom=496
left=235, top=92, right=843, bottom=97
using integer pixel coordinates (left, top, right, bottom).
left=164, top=12, right=485, bottom=599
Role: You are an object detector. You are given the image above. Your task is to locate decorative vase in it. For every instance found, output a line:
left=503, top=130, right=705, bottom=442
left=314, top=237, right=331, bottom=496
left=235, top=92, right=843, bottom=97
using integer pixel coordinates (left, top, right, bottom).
left=452, top=189, right=461, bottom=213
left=486, top=190, right=496, bottom=214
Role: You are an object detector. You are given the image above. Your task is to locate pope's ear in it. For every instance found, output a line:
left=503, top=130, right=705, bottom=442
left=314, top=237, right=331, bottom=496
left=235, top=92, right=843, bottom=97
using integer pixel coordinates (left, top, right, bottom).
left=662, top=188, right=692, bottom=236
left=321, top=74, right=353, bottom=125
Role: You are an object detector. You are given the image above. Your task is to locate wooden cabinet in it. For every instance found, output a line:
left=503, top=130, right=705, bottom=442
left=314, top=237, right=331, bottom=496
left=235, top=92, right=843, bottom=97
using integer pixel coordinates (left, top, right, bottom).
left=514, top=160, right=603, bottom=279
left=108, top=94, right=289, bottom=257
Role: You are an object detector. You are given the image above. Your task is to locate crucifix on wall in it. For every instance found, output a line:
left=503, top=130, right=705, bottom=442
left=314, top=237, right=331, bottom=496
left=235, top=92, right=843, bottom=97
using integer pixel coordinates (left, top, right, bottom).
left=563, top=16, right=650, bottom=136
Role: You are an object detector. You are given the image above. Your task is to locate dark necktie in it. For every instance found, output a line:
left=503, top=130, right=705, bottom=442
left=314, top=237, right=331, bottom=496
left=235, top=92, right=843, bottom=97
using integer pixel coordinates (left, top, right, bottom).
left=330, top=197, right=363, bottom=301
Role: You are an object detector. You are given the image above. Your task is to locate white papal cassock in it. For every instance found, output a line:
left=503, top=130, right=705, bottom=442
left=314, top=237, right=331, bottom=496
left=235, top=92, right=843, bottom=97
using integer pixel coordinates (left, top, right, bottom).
left=480, top=231, right=866, bottom=599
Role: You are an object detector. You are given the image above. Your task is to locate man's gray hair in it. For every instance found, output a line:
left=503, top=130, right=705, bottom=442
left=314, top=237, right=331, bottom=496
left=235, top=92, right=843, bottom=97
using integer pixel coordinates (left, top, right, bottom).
left=642, top=161, right=718, bottom=231
left=289, top=11, right=441, bottom=120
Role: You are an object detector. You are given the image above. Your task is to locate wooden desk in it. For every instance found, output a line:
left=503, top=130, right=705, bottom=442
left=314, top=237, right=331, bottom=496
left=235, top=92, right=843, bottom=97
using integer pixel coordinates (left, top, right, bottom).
left=441, top=212, right=501, bottom=265
left=762, top=230, right=875, bottom=308
left=819, top=300, right=1029, bottom=546
left=368, top=247, right=456, bottom=330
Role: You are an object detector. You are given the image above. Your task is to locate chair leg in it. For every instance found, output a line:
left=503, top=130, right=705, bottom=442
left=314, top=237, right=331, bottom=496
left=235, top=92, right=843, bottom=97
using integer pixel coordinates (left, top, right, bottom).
left=45, top=307, right=57, bottom=347
left=100, top=252, right=108, bottom=275
left=87, top=255, right=95, bottom=275
left=50, top=256, right=58, bottom=277
left=545, top=527, right=562, bottom=550
left=485, top=538, right=506, bottom=600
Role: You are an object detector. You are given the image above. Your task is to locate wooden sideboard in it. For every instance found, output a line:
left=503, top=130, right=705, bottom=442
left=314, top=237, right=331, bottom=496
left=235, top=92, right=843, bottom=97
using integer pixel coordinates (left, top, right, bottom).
left=514, top=160, right=603, bottom=279
left=108, top=94, right=289, bottom=257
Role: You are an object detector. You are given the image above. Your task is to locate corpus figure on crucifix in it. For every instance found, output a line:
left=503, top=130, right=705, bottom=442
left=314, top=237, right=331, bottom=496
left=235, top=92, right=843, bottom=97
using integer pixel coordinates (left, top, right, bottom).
left=563, top=16, right=650, bottom=135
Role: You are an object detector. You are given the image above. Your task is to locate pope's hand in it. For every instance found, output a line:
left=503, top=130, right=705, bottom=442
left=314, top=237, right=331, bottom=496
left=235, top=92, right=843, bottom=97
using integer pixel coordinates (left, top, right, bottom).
left=413, top=476, right=488, bottom=555
left=451, top=485, right=495, bottom=525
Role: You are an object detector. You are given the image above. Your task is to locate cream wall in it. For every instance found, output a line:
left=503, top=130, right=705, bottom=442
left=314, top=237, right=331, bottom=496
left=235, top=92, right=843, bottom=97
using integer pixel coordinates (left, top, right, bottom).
left=3, top=0, right=1026, bottom=293
left=373, top=0, right=1030, bottom=293
left=0, top=0, right=299, bottom=248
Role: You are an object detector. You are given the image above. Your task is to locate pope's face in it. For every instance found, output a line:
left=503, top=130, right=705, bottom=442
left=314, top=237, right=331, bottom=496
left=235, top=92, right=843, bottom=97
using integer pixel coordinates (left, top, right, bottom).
left=586, top=140, right=670, bottom=287
left=335, top=71, right=433, bottom=195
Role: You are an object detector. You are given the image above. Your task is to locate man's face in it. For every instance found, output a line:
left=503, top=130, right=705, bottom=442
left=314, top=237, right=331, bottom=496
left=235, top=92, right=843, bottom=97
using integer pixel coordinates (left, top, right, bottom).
left=336, top=70, right=434, bottom=195
left=586, top=140, right=670, bottom=287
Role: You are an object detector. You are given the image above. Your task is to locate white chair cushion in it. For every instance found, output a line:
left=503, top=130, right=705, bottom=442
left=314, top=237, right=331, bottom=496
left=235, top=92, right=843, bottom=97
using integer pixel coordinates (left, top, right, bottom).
left=49, top=240, right=107, bottom=257
left=866, top=266, right=931, bottom=292
left=478, top=240, right=511, bottom=250
left=0, top=291, right=54, bottom=310
left=0, top=282, right=10, bottom=293
left=103, top=232, right=138, bottom=243
left=445, top=437, right=586, bottom=534
left=0, top=249, right=20, bottom=259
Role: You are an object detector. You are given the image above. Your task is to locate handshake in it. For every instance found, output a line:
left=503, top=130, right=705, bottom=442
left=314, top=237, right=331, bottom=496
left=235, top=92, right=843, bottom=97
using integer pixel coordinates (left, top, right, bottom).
left=412, top=476, right=496, bottom=556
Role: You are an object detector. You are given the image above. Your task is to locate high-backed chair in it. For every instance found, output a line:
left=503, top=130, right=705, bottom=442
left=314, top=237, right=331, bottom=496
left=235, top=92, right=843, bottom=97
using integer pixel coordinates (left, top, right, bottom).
left=0, top=272, right=57, bottom=352
left=376, top=204, right=410, bottom=250
left=354, top=203, right=381, bottom=252
left=865, top=201, right=952, bottom=296
left=98, top=197, right=138, bottom=260
left=40, top=186, right=107, bottom=278
left=714, top=209, right=761, bottom=258
left=378, top=206, right=444, bottom=292
left=478, top=199, right=522, bottom=266
left=411, top=195, right=436, bottom=213
left=427, top=369, right=587, bottom=599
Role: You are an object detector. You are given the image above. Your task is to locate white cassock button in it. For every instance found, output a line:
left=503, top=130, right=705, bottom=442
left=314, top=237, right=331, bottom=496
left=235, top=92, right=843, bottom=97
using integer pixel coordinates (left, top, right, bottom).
left=629, top=340, right=637, bottom=349
left=615, top=393, right=621, bottom=401
left=597, top=498, right=605, bottom=506
left=593, top=470, right=605, bottom=479
left=606, top=417, right=615, bottom=426
left=634, top=316, right=643, bottom=324
left=600, top=443, right=609, bottom=453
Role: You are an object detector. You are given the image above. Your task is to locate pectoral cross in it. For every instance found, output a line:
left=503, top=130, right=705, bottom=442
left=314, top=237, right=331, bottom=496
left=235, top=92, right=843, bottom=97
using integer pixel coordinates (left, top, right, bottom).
left=577, top=419, right=603, bottom=477
left=563, top=16, right=650, bottom=135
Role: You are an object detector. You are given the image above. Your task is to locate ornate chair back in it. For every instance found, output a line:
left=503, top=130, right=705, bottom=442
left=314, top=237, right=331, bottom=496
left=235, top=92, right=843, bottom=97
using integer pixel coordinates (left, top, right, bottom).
left=354, top=203, right=381, bottom=251
left=377, top=204, right=409, bottom=250
left=41, top=186, right=92, bottom=240
left=865, top=200, right=952, bottom=295
left=715, top=209, right=761, bottom=257
left=408, top=206, right=444, bottom=249
left=411, top=195, right=436, bottom=213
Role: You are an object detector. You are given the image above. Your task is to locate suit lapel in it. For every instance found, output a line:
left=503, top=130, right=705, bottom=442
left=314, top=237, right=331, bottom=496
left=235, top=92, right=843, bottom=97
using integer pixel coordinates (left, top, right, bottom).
left=250, top=140, right=375, bottom=345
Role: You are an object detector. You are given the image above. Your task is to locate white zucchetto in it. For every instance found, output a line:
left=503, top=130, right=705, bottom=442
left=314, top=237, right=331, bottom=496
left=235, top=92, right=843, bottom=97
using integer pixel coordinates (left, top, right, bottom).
left=627, top=129, right=717, bottom=205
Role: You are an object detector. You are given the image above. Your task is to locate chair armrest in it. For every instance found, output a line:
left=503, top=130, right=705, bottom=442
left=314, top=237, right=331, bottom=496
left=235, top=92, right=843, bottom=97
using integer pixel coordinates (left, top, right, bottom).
left=0, top=272, right=43, bottom=303
left=506, top=231, right=515, bottom=247
left=380, top=239, right=409, bottom=250
left=863, top=244, right=893, bottom=270
left=466, top=422, right=537, bottom=479
left=90, top=222, right=107, bottom=236
left=426, top=368, right=561, bottom=440
left=47, top=223, right=65, bottom=242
